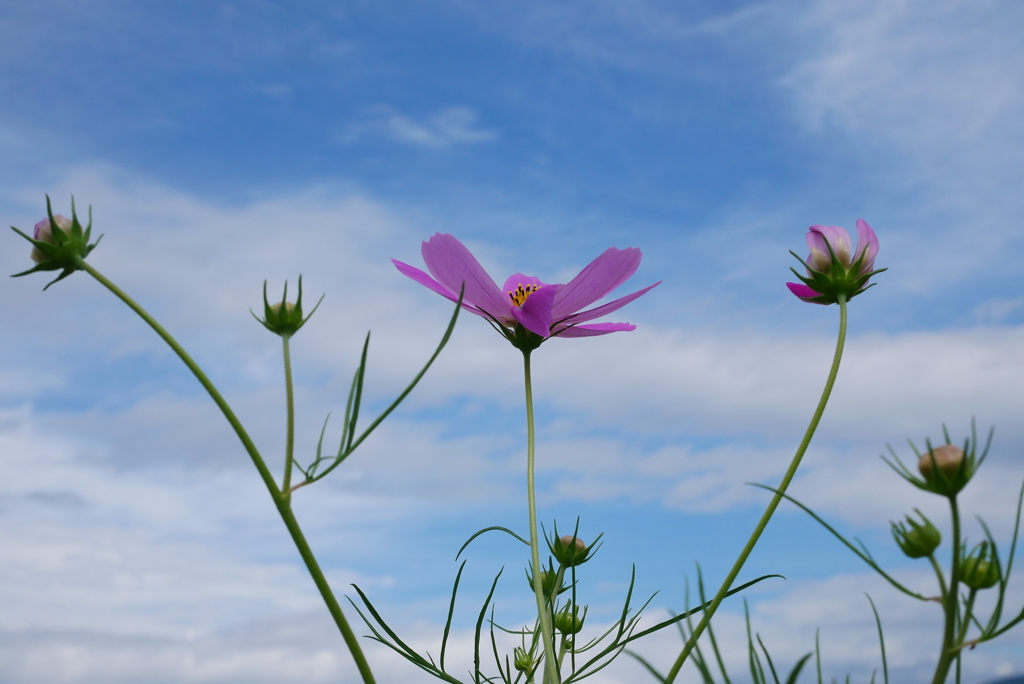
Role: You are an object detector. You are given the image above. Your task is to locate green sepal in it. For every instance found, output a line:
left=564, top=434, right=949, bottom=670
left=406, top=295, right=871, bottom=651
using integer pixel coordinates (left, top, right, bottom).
left=891, top=509, right=941, bottom=558
left=10, top=195, right=104, bottom=290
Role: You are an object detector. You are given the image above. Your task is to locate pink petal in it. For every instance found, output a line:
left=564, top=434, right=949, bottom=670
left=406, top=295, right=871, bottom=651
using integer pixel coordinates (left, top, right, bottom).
left=502, top=273, right=545, bottom=302
left=551, top=247, right=642, bottom=319
left=393, top=259, right=495, bottom=320
left=854, top=219, right=879, bottom=273
left=554, top=321, right=636, bottom=337
left=510, top=284, right=557, bottom=337
left=786, top=281, right=827, bottom=304
left=421, top=233, right=511, bottom=321
left=555, top=282, right=660, bottom=326
left=807, top=225, right=852, bottom=270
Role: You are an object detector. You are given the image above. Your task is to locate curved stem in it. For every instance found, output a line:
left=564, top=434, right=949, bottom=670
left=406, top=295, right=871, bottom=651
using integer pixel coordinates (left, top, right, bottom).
left=523, top=350, right=560, bottom=684
left=664, top=295, right=849, bottom=683
left=932, top=495, right=962, bottom=684
left=77, top=258, right=279, bottom=496
left=281, top=335, right=296, bottom=497
left=77, top=259, right=377, bottom=684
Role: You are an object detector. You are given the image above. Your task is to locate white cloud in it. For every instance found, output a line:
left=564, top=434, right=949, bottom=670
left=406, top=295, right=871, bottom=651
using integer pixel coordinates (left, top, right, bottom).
left=339, top=105, right=497, bottom=149
left=4, top=164, right=1024, bottom=683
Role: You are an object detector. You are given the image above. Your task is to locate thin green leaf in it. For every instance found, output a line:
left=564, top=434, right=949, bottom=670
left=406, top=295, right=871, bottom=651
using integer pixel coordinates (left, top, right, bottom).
left=347, top=284, right=464, bottom=454
left=867, top=595, right=888, bottom=684
left=785, top=653, right=813, bottom=684
left=456, top=526, right=530, bottom=560
left=753, top=484, right=930, bottom=601
left=626, top=652, right=667, bottom=683
left=475, top=568, right=503, bottom=684
left=626, top=574, right=784, bottom=643
left=757, top=635, right=780, bottom=684
left=442, top=561, right=467, bottom=672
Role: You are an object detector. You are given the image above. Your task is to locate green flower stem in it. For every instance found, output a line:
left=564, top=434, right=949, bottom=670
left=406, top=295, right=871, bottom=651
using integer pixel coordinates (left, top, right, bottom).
left=76, top=258, right=377, bottom=684
left=932, top=495, right=962, bottom=684
left=523, top=350, right=560, bottom=684
left=929, top=553, right=948, bottom=601
left=281, top=335, right=296, bottom=497
left=664, top=295, right=849, bottom=683
left=955, top=588, right=977, bottom=647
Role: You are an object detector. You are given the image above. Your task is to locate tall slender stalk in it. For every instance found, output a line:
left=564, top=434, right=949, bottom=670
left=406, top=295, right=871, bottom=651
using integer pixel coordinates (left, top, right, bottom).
left=75, top=257, right=377, bottom=684
left=523, top=349, right=560, bottom=684
left=281, top=335, right=296, bottom=497
left=664, top=295, right=849, bottom=683
left=932, top=495, right=962, bottom=684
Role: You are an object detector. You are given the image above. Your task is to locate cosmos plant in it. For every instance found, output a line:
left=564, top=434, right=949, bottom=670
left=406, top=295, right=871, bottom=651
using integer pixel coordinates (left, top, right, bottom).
left=11, top=200, right=1024, bottom=684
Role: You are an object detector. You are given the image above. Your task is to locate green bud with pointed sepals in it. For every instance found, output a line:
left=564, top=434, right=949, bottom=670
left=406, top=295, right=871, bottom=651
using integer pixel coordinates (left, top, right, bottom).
left=253, top=276, right=323, bottom=338
left=554, top=602, right=584, bottom=634
left=513, top=647, right=534, bottom=673
left=526, top=560, right=567, bottom=598
left=961, top=542, right=1000, bottom=590
left=891, top=510, right=941, bottom=559
left=11, top=196, right=103, bottom=290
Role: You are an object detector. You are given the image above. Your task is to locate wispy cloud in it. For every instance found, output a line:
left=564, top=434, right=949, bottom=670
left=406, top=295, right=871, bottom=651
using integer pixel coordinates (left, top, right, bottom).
left=339, top=105, right=498, bottom=149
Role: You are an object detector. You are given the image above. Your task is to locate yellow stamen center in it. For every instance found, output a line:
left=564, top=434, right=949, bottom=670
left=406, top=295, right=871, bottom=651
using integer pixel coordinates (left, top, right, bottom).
left=508, top=283, right=540, bottom=307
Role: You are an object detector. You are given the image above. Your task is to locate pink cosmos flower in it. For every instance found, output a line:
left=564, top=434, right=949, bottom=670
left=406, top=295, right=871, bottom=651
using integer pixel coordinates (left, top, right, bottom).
left=787, top=219, right=882, bottom=304
left=393, top=233, right=659, bottom=345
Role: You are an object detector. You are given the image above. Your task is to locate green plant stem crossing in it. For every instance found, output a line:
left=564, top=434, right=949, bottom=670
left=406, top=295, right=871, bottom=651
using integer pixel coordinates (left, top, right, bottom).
left=523, top=349, right=560, bottom=684
left=76, top=257, right=377, bottom=684
left=664, top=295, right=849, bottom=683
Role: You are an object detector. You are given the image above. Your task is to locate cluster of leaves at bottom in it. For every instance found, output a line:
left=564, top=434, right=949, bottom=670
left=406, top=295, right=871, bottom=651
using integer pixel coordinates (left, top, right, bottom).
left=349, top=524, right=779, bottom=684
left=629, top=568, right=891, bottom=684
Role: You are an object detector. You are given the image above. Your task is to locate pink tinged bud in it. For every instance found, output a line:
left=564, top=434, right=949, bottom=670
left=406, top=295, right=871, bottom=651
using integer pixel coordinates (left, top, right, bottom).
left=30, top=215, right=73, bottom=263
left=806, top=225, right=853, bottom=271
left=560, top=535, right=587, bottom=553
left=918, top=445, right=965, bottom=481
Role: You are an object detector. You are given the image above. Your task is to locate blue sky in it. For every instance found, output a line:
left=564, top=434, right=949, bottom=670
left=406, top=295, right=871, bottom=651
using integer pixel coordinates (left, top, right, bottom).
left=2, top=1, right=1024, bottom=682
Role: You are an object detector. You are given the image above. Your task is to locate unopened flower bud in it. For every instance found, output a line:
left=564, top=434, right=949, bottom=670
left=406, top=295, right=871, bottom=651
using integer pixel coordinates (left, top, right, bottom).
left=787, top=220, right=885, bottom=305
left=552, top=534, right=590, bottom=567
left=270, top=301, right=296, bottom=316
left=254, top=277, right=322, bottom=338
left=527, top=568, right=566, bottom=597
left=11, top=196, right=103, bottom=290
left=513, top=647, right=534, bottom=672
left=30, top=215, right=73, bottom=263
left=961, top=542, right=1000, bottom=590
left=548, top=527, right=601, bottom=567
left=891, top=512, right=941, bottom=559
left=554, top=603, right=584, bottom=634
left=918, top=445, right=964, bottom=481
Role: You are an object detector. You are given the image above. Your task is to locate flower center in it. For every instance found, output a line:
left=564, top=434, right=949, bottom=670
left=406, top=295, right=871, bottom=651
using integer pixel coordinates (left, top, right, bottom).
left=508, top=283, right=540, bottom=307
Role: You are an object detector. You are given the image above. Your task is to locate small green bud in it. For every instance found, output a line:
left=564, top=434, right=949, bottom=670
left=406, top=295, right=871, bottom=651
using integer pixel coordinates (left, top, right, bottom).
left=961, top=542, right=1000, bottom=590
left=891, top=511, right=941, bottom=559
left=554, top=603, right=584, bottom=634
left=513, top=647, right=534, bottom=673
left=11, top=196, right=103, bottom=290
left=526, top=567, right=566, bottom=597
left=253, top=276, right=323, bottom=338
